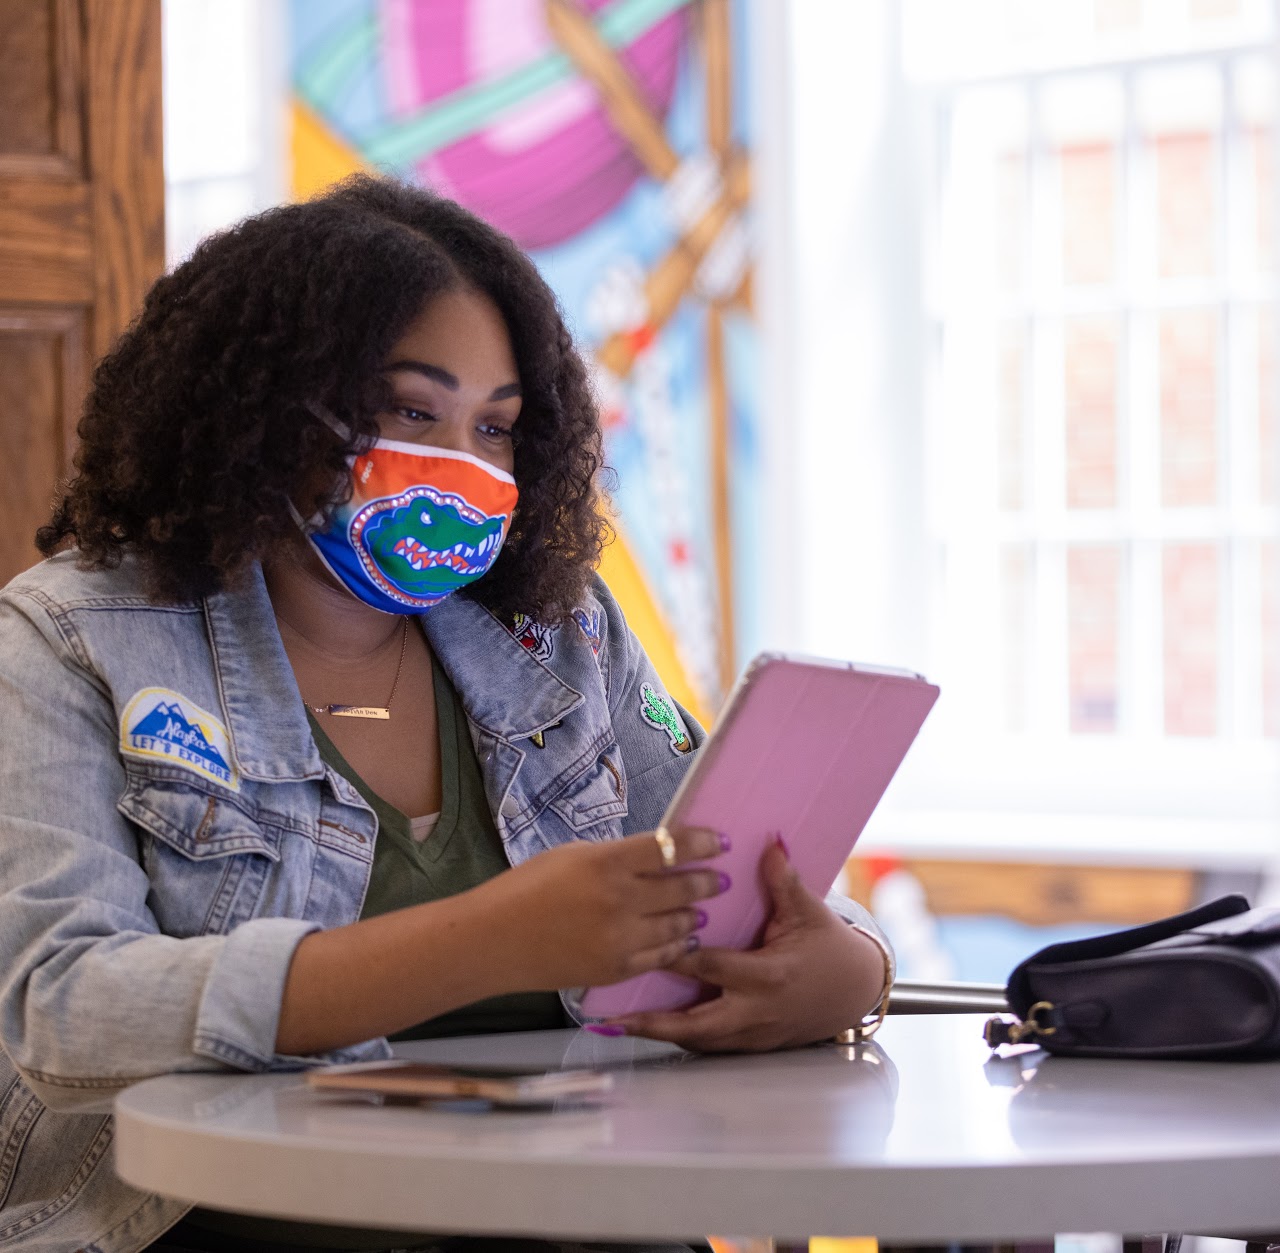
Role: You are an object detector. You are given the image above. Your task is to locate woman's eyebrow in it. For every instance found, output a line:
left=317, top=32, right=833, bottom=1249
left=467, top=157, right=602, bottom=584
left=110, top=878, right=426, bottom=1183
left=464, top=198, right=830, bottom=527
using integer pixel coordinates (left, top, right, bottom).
left=385, top=360, right=458, bottom=389
left=386, top=360, right=521, bottom=402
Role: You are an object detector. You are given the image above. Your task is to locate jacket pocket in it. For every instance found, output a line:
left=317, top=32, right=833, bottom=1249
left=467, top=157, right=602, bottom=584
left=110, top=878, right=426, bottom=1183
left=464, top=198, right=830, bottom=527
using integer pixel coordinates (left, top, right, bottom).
left=547, top=746, right=628, bottom=832
left=118, top=776, right=279, bottom=937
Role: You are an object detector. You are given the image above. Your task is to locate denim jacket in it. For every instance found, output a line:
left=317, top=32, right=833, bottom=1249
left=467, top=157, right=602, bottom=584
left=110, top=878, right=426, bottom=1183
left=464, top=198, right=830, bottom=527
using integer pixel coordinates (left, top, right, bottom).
left=0, top=552, right=890, bottom=1253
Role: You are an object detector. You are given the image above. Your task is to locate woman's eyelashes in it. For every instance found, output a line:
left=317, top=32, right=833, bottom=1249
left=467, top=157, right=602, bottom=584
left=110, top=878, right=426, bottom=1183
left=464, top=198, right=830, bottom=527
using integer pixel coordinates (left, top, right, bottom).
left=391, top=404, right=436, bottom=425
left=477, top=420, right=516, bottom=443
left=388, top=404, right=515, bottom=444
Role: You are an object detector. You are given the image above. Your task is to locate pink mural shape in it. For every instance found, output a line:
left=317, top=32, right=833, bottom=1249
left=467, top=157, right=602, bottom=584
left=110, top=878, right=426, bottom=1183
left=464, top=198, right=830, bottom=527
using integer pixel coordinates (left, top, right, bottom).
left=380, top=0, right=684, bottom=249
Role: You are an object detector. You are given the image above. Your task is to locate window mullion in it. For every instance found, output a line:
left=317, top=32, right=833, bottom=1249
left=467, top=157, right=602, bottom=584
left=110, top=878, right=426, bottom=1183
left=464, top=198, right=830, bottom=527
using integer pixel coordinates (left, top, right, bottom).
left=1027, top=76, right=1069, bottom=734
left=1215, top=57, right=1241, bottom=739
left=1127, top=65, right=1164, bottom=734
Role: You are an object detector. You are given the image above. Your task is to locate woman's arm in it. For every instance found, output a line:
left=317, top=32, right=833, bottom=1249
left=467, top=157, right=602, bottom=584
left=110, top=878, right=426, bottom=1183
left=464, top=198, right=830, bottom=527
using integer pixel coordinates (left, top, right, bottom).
left=275, top=828, right=726, bottom=1055
left=0, top=594, right=319, bottom=1102
left=0, top=590, right=724, bottom=1087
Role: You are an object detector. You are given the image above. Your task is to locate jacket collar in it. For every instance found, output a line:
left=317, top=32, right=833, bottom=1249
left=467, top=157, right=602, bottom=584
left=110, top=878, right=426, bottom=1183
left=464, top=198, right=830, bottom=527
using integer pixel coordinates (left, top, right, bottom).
left=203, top=564, right=325, bottom=783
left=203, top=568, right=583, bottom=779
left=422, top=594, right=583, bottom=743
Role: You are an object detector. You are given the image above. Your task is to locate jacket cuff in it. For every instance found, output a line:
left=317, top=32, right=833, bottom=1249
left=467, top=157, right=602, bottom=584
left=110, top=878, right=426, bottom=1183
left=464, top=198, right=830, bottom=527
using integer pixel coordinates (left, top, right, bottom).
left=192, top=917, right=324, bottom=1071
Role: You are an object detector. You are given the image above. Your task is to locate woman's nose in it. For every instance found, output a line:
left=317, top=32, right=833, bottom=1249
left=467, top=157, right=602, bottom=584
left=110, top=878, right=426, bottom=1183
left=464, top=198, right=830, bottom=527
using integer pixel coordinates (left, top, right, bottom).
left=425, top=413, right=474, bottom=454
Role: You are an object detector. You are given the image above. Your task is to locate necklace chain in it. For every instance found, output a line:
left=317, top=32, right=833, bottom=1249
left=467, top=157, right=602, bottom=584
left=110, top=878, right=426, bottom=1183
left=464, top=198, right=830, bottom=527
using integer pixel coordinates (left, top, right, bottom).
left=306, top=618, right=411, bottom=721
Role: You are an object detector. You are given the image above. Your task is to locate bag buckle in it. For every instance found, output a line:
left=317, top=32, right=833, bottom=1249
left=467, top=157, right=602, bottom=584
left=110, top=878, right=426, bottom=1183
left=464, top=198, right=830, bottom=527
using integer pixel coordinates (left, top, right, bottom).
left=984, top=1000, right=1057, bottom=1048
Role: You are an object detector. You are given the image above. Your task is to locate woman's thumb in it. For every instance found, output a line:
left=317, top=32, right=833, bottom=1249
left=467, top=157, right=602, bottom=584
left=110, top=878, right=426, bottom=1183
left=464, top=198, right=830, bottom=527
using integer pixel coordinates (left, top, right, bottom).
left=760, top=837, right=817, bottom=921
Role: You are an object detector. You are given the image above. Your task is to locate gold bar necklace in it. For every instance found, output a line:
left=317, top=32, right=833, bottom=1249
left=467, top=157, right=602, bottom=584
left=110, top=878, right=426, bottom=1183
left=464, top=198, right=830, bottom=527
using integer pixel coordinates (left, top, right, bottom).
left=307, top=618, right=410, bottom=721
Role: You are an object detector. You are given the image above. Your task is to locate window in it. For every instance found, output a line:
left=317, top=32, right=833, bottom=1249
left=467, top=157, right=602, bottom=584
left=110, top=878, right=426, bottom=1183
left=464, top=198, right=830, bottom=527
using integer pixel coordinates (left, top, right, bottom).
left=782, top=0, right=1280, bottom=860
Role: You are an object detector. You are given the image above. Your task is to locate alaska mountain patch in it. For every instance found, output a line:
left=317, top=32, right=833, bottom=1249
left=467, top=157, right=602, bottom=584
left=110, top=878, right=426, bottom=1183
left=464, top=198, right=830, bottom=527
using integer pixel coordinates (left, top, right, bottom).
left=120, top=687, right=239, bottom=791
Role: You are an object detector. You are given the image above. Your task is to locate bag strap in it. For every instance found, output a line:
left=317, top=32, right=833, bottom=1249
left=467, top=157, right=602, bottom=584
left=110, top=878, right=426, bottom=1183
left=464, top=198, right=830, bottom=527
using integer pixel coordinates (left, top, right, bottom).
left=1006, top=894, right=1250, bottom=1014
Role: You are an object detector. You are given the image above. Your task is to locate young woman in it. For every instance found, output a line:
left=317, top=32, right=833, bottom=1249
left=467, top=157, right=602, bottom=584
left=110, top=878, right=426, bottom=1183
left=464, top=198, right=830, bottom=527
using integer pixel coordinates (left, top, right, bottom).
left=0, top=177, right=892, bottom=1253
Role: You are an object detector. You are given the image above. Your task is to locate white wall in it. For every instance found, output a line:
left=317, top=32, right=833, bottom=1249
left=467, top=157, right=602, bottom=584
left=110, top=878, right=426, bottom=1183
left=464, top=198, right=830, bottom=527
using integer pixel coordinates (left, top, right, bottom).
left=162, top=0, right=287, bottom=267
left=783, top=0, right=933, bottom=672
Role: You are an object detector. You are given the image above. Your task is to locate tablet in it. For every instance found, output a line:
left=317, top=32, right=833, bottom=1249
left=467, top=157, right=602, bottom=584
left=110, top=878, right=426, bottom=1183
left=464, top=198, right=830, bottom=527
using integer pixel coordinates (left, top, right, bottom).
left=579, top=652, right=939, bottom=1019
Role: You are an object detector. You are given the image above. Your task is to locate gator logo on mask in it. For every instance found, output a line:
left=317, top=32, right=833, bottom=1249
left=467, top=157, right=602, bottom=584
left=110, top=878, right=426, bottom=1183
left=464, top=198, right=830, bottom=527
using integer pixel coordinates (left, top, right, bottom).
left=304, top=441, right=518, bottom=615
left=349, top=487, right=509, bottom=608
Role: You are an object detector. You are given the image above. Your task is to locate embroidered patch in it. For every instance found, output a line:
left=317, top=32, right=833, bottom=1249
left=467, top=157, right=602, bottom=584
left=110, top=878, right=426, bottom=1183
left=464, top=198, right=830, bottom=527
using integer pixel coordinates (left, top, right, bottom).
left=639, top=683, right=692, bottom=755
left=510, top=611, right=554, bottom=662
left=119, top=687, right=240, bottom=791
left=571, top=608, right=603, bottom=658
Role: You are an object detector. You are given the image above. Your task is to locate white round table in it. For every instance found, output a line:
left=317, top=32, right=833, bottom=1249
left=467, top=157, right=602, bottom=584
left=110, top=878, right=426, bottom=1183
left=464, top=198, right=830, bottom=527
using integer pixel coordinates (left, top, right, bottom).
left=113, top=1014, right=1280, bottom=1244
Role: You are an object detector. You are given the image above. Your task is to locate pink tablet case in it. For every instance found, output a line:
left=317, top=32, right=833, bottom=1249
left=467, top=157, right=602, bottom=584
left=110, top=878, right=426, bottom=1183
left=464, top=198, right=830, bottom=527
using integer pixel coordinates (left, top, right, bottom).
left=579, top=653, right=939, bottom=1019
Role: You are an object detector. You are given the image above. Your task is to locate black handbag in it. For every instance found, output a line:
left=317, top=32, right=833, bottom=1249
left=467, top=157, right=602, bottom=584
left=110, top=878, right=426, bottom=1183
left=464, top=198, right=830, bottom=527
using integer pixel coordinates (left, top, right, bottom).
left=983, top=893, right=1280, bottom=1059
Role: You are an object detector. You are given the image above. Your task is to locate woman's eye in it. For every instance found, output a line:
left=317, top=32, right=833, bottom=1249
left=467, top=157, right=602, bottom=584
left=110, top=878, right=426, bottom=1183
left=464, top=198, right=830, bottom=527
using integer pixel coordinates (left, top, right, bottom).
left=394, top=406, right=435, bottom=424
left=479, top=423, right=516, bottom=442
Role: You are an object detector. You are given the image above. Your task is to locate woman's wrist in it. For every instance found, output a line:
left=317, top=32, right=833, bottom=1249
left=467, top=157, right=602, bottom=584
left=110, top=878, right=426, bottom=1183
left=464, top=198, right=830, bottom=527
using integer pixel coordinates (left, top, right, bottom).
left=831, top=921, right=894, bottom=1044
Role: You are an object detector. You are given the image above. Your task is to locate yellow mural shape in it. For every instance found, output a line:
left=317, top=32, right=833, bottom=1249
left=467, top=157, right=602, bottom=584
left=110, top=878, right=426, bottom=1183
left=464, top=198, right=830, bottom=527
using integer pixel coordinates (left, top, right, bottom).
left=291, top=101, right=363, bottom=200
left=598, top=526, right=711, bottom=728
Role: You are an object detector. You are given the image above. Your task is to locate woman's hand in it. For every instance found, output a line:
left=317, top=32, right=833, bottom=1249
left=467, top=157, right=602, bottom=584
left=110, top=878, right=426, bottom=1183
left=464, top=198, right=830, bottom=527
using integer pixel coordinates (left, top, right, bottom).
left=597, top=840, right=888, bottom=1052
left=482, top=826, right=729, bottom=994
left=278, top=826, right=727, bottom=1056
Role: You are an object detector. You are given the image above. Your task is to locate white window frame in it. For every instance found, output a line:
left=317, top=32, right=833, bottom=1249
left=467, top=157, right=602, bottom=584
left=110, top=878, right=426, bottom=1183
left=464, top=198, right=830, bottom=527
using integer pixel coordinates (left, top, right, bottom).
left=764, top=0, right=1280, bottom=868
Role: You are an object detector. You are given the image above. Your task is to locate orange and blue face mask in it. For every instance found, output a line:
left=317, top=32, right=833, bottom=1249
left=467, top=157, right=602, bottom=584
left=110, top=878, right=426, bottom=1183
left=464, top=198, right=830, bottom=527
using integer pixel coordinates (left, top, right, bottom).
left=304, top=439, right=518, bottom=614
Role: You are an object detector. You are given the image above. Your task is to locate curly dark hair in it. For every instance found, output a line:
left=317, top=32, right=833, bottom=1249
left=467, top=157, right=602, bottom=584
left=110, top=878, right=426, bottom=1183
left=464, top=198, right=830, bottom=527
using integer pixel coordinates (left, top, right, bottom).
left=37, top=175, right=610, bottom=622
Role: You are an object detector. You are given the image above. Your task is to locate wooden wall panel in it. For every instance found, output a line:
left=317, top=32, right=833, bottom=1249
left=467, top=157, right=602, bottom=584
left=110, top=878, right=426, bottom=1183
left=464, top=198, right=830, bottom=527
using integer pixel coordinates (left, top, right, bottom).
left=86, top=0, right=163, bottom=358
left=844, top=856, right=1196, bottom=928
left=0, top=180, right=93, bottom=303
left=0, top=0, right=85, bottom=178
left=0, top=0, right=162, bottom=587
left=0, top=308, right=86, bottom=578
left=0, top=1, right=57, bottom=157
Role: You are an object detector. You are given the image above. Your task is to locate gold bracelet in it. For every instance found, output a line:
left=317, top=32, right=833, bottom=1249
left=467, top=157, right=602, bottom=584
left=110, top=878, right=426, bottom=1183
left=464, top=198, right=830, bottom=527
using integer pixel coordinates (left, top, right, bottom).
left=834, top=922, right=894, bottom=1045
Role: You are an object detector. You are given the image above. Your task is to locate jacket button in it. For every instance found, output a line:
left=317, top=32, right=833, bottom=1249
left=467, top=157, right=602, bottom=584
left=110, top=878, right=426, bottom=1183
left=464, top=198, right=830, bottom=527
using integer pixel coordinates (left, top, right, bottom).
left=500, top=796, right=519, bottom=819
left=195, top=797, right=216, bottom=841
left=600, top=755, right=623, bottom=793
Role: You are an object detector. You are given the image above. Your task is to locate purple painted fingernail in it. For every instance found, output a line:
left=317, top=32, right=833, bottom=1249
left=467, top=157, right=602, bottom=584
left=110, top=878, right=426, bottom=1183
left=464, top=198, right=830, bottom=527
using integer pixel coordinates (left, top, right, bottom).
left=776, top=834, right=790, bottom=858
left=695, top=908, right=709, bottom=928
left=685, top=933, right=700, bottom=953
left=717, top=871, right=732, bottom=893
left=718, top=832, right=732, bottom=852
left=584, top=1023, right=626, bottom=1037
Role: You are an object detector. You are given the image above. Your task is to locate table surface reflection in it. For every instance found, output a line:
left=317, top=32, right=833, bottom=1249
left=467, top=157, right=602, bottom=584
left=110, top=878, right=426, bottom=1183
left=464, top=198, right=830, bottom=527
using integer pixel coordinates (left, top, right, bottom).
left=113, top=1014, right=1280, bottom=1243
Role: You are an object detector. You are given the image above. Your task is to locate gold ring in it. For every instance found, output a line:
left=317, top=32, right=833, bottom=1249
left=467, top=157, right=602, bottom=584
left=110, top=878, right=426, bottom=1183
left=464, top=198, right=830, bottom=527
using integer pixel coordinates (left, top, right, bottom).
left=654, top=826, right=677, bottom=870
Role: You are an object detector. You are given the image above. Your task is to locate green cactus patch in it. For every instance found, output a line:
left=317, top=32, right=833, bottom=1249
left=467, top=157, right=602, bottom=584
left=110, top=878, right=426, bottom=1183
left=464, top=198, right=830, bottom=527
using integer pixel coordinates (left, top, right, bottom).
left=639, top=683, right=691, bottom=754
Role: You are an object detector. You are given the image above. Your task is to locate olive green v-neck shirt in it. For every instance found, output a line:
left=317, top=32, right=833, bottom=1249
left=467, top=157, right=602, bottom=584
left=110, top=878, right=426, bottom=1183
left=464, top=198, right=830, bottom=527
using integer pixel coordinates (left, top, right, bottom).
left=308, top=652, right=565, bottom=1041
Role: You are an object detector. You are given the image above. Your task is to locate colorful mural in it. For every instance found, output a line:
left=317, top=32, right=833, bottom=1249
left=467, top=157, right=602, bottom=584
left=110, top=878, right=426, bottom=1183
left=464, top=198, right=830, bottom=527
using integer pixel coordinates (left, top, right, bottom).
left=289, top=0, right=760, bottom=723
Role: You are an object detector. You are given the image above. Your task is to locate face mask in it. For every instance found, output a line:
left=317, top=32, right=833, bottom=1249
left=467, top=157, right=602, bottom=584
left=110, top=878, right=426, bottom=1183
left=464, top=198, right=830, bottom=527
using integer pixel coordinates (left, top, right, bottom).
left=303, top=438, right=518, bottom=614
